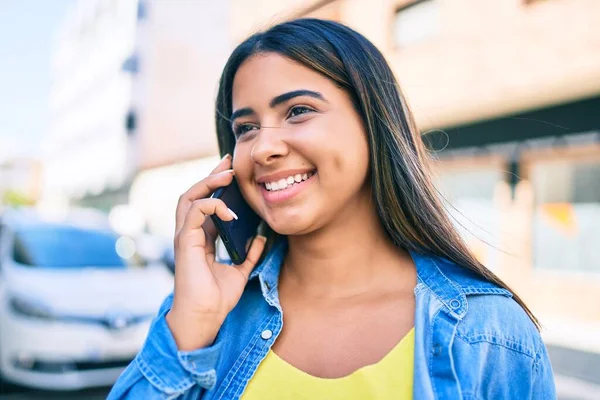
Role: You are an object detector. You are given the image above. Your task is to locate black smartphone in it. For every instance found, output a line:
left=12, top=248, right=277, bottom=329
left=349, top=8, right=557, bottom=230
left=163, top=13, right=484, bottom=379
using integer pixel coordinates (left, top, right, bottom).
left=210, top=177, right=262, bottom=265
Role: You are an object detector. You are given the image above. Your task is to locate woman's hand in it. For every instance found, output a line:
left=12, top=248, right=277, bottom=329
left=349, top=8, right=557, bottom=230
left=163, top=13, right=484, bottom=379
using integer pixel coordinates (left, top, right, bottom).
left=165, top=154, right=266, bottom=351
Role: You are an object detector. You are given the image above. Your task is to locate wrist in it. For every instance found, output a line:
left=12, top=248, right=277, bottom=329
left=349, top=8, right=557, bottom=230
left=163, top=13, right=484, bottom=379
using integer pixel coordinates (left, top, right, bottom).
left=165, top=309, right=222, bottom=351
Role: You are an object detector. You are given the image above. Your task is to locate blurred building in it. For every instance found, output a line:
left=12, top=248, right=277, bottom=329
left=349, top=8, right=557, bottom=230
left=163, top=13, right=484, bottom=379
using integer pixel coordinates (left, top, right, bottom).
left=229, top=0, right=600, bottom=387
left=44, top=0, right=230, bottom=237
left=126, top=0, right=230, bottom=237
left=44, top=0, right=141, bottom=211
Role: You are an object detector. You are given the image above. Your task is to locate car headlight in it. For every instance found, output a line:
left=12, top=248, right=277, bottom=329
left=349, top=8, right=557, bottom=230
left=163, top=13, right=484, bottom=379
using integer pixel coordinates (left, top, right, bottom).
left=9, top=295, right=54, bottom=320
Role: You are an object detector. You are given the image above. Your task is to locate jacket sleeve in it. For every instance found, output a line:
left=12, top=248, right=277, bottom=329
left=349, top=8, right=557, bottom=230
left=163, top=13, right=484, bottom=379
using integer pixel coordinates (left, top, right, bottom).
left=107, top=293, right=223, bottom=400
left=530, top=341, right=557, bottom=399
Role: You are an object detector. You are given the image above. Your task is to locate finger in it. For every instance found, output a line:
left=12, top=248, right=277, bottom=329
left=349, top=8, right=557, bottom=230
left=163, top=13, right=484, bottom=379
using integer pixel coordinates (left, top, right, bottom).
left=201, top=213, right=218, bottom=240
left=175, top=169, right=234, bottom=235
left=210, top=154, right=232, bottom=174
left=235, top=235, right=267, bottom=278
left=204, top=236, right=227, bottom=267
left=177, top=198, right=236, bottom=249
left=174, top=154, right=232, bottom=235
left=204, top=230, right=219, bottom=266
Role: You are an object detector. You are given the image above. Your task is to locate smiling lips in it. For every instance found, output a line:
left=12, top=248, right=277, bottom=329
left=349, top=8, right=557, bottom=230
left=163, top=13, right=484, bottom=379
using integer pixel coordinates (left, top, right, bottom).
left=264, top=171, right=314, bottom=191
left=257, top=169, right=317, bottom=204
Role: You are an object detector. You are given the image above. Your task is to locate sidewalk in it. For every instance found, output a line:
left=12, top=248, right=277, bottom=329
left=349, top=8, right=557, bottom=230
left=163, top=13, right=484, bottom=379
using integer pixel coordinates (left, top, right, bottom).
left=541, top=316, right=600, bottom=399
left=555, top=374, right=600, bottom=400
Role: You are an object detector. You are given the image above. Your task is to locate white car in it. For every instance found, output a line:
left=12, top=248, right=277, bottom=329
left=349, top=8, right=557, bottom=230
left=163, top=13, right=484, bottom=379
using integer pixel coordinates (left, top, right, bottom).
left=0, top=209, right=173, bottom=390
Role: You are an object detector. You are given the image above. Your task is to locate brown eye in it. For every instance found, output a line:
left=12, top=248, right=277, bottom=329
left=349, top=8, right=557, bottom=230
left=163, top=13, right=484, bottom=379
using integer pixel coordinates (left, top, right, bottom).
left=234, top=124, right=258, bottom=137
left=287, top=105, right=314, bottom=119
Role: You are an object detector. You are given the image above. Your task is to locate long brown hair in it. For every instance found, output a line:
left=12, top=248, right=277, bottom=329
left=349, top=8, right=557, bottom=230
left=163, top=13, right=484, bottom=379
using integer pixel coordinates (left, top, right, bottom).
left=214, top=18, right=539, bottom=329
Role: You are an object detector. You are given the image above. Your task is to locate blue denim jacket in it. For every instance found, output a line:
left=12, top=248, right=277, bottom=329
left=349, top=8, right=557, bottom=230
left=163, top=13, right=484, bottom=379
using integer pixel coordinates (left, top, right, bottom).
left=108, top=239, right=556, bottom=399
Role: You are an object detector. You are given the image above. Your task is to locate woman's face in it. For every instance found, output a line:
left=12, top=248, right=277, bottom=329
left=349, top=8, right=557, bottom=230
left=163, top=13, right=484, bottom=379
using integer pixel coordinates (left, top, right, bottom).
left=231, top=52, right=370, bottom=235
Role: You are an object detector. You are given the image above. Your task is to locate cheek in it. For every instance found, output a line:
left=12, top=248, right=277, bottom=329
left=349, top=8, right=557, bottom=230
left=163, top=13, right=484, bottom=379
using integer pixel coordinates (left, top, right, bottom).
left=232, top=140, right=254, bottom=174
left=232, top=143, right=256, bottom=195
left=323, top=116, right=370, bottom=174
left=290, top=114, right=369, bottom=181
left=331, top=138, right=369, bottom=183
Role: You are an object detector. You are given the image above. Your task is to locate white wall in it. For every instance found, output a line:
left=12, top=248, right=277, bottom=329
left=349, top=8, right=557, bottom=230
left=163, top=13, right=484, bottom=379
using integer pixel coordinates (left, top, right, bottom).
left=133, top=0, right=232, bottom=170
left=43, top=0, right=139, bottom=200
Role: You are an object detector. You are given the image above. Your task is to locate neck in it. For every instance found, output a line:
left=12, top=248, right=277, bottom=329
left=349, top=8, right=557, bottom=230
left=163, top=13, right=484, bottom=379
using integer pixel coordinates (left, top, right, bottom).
left=281, top=192, right=415, bottom=300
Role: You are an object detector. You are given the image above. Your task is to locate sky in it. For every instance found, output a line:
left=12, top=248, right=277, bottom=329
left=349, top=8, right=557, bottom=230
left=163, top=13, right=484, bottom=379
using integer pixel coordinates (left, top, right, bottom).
left=0, top=0, right=75, bottom=160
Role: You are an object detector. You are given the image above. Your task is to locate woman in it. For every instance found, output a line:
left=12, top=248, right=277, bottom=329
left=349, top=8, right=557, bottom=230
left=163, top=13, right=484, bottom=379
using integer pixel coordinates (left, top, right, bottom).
left=109, top=19, right=555, bottom=399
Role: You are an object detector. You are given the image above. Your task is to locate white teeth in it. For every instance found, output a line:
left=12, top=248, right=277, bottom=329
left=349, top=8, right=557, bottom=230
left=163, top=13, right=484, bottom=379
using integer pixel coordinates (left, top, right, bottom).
left=265, top=171, right=315, bottom=191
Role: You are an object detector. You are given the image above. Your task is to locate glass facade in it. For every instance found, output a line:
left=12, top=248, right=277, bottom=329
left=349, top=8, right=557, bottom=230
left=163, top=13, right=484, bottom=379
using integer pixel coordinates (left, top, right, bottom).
left=530, top=156, right=600, bottom=273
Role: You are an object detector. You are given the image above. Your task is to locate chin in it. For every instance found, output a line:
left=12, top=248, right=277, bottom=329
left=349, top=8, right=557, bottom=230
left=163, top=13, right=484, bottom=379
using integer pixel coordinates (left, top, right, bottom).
left=264, top=211, right=316, bottom=236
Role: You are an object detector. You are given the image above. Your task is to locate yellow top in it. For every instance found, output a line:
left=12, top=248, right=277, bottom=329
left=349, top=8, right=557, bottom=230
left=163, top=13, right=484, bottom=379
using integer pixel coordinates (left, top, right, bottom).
left=240, top=328, right=414, bottom=400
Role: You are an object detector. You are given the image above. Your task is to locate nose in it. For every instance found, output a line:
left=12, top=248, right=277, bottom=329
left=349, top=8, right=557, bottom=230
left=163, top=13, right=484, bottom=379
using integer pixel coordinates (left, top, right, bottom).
left=251, top=127, right=289, bottom=166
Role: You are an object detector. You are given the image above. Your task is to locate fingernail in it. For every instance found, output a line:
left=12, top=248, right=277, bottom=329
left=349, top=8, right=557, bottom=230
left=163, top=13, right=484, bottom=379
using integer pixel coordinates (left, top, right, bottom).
left=221, top=153, right=231, bottom=161
left=223, top=169, right=234, bottom=175
left=228, top=208, right=238, bottom=220
left=256, top=235, right=267, bottom=242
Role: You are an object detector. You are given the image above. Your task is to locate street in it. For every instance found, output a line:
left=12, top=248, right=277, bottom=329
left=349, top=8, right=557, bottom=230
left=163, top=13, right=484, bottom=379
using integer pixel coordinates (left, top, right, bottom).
left=0, top=382, right=109, bottom=399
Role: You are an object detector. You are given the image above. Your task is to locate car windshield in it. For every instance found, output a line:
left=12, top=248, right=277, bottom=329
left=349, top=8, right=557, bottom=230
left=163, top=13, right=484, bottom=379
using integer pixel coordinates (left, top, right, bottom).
left=12, top=225, right=141, bottom=268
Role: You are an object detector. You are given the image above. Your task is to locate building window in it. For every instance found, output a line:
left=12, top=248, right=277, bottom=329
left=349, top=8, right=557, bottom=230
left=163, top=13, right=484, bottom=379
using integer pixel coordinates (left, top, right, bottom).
left=125, top=110, right=137, bottom=134
left=137, top=1, right=148, bottom=20
left=393, top=0, right=439, bottom=48
left=530, top=155, right=600, bottom=273
left=122, top=53, right=139, bottom=74
left=434, top=157, right=507, bottom=271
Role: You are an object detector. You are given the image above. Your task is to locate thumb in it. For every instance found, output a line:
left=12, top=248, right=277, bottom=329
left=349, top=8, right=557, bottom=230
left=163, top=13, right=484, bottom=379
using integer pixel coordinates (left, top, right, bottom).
left=235, top=235, right=267, bottom=278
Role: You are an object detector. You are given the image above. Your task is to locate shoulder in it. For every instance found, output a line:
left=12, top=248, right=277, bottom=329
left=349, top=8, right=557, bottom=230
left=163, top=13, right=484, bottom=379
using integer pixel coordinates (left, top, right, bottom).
left=446, top=276, right=555, bottom=398
left=457, top=293, right=543, bottom=361
left=414, top=251, right=544, bottom=360
left=441, top=257, right=543, bottom=359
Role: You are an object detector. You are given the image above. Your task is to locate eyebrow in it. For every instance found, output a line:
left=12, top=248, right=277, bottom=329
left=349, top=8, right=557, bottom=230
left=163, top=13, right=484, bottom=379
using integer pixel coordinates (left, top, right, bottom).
left=230, top=89, right=327, bottom=122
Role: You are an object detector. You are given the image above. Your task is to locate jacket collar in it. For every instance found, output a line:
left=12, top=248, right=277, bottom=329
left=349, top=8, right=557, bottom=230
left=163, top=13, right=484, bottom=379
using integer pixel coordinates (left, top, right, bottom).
left=249, top=237, right=287, bottom=294
left=410, top=249, right=512, bottom=319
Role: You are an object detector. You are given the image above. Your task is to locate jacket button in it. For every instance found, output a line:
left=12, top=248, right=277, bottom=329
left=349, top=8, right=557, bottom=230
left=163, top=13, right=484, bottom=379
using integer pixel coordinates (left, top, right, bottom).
left=450, top=299, right=461, bottom=309
left=261, top=329, right=273, bottom=340
left=433, top=344, right=442, bottom=356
